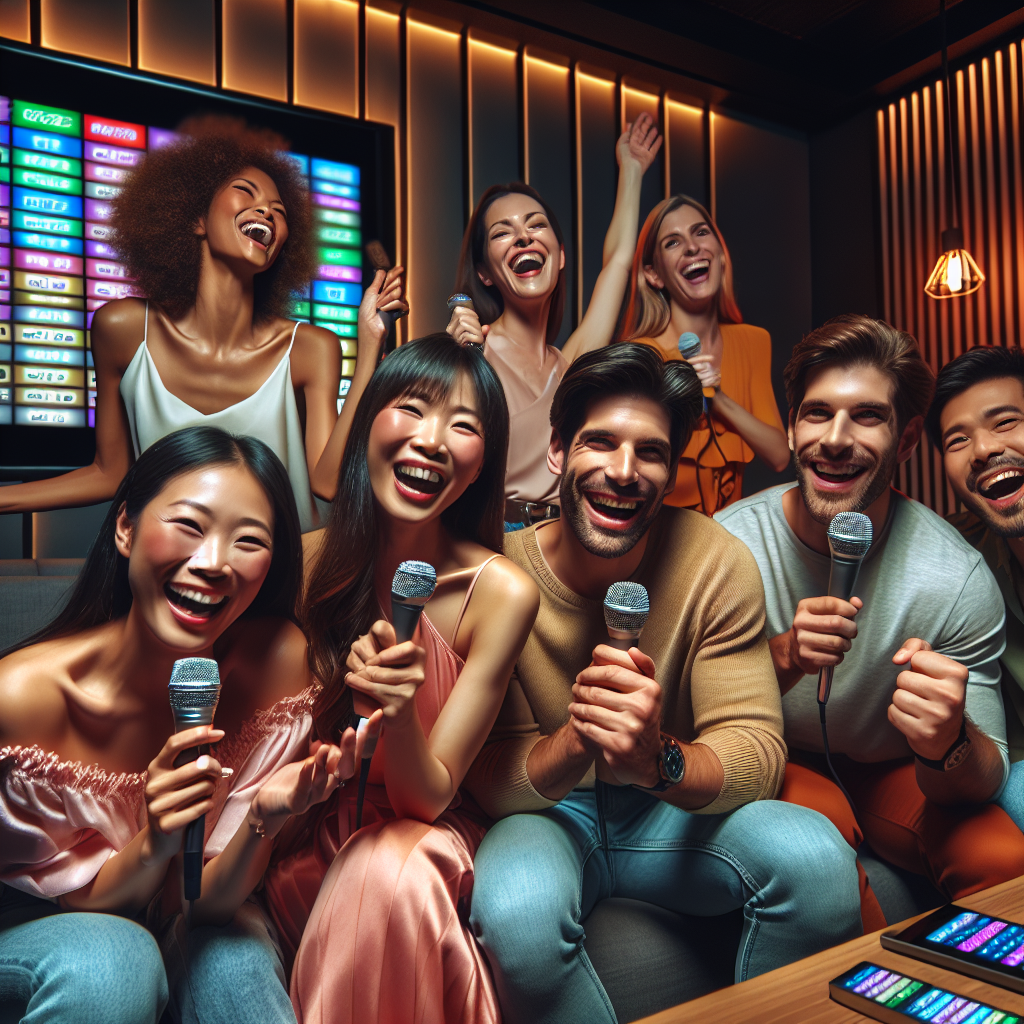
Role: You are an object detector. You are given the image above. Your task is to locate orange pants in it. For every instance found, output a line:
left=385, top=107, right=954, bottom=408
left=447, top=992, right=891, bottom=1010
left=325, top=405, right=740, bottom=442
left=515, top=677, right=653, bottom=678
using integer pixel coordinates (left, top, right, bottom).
left=781, top=751, right=1024, bottom=934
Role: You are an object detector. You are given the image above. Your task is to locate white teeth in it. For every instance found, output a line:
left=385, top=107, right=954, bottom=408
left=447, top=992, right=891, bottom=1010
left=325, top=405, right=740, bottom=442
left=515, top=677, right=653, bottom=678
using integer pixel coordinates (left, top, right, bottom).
left=590, top=495, right=639, bottom=510
left=985, top=470, right=1022, bottom=486
left=683, top=260, right=710, bottom=277
left=169, top=584, right=226, bottom=606
left=397, top=465, right=442, bottom=484
left=241, top=221, right=272, bottom=245
left=814, top=463, right=861, bottom=477
left=512, top=252, right=544, bottom=273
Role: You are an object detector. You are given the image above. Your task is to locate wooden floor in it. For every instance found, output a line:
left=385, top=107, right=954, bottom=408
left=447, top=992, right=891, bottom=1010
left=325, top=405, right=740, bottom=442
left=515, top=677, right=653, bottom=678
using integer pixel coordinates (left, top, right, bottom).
left=636, top=876, right=1024, bottom=1024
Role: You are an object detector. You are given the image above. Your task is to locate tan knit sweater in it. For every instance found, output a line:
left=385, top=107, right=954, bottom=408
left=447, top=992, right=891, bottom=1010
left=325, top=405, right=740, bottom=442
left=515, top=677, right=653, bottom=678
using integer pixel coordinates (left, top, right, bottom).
left=464, top=507, right=786, bottom=818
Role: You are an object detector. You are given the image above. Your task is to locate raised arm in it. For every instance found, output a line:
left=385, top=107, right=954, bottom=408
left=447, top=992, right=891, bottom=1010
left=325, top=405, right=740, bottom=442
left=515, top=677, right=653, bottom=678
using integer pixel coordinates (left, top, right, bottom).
left=0, top=298, right=140, bottom=513
left=561, top=114, right=662, bottom=363
left=347, top=559, right=539, bottom=823
left=308, top=267, right=406, bottom=500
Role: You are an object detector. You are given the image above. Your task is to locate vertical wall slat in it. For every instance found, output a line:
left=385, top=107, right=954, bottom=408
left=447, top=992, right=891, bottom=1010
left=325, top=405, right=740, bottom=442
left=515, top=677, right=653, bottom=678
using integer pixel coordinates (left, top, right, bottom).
left=138, top=0, right=215, bottom=83
left=666, top=100, right=705, bottom=206
left=468, top=39, right=518, bottom=209
left=0, top=0, right=31, bottom=41
left=294, top=0, right=358, bottom=116
left=622, top=86, right=662, bottom=228
left=41, top=0, right=129, bottom=65
left=222, top=0, right=287, bottom=100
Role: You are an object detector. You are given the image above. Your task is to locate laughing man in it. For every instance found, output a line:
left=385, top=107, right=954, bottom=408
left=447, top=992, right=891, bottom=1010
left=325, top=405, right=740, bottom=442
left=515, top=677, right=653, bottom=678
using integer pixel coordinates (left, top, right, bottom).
left=465, top=343, right=860, bottom=1024
left=717, top=315, right=1023, bottom=933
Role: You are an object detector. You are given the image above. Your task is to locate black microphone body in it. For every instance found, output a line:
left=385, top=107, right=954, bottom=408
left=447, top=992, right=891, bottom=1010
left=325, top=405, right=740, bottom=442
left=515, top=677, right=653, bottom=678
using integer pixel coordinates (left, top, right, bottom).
left=167, top=657, right=222, bottom=902
left=816, top=513, right=873, bottom=704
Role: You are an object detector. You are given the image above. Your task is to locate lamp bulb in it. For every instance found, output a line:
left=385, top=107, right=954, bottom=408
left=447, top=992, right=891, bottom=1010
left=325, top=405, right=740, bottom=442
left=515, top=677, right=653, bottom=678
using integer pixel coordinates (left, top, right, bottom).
left=945, top=252, right=963, bottom=293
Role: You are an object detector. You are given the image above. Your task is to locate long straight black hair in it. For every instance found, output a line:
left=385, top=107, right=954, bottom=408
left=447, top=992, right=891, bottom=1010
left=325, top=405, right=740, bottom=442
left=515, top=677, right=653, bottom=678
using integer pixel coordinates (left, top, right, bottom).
left=305, top=333, right=508, bottom=742
left=5, top=426, right=302, bottom=657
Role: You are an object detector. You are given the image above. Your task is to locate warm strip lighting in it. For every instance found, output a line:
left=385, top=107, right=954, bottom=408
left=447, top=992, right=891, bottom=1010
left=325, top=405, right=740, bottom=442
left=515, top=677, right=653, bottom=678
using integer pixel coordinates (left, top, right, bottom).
left=577, top=71, right=614, bottom=88
left=408, top=19, right=460, bottom=41
left=526, top=55, right=568, bottom=74
left=667, top=99, right=702, bottom=117
left=624, top=86, right=659, bottom=107
left=470, top=38, right=516, bottom=59
left=366, top=6, right=399, bottom=22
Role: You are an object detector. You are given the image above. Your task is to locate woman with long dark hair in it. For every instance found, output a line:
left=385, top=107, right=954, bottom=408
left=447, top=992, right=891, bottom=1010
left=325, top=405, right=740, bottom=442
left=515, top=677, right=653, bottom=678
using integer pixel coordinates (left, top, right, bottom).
left=446, top=116, right=661, bottom=527
left=0, top=426, right=367, bottom=1024
left=276, top=334, right=538, bottom=1024
left=618, top=195, right=789, bottom=514
left=0, top=118, right=405, bottom=531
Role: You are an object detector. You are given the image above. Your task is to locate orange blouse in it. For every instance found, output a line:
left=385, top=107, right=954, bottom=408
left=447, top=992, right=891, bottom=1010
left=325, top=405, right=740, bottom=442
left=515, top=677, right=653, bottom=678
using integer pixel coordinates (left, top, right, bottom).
left=630, top=322, right=784, bottom=513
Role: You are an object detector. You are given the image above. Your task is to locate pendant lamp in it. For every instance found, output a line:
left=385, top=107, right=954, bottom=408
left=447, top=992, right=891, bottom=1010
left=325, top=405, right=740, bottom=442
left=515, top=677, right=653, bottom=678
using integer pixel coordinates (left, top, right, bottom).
left=924, top=0, right=985, bottom=299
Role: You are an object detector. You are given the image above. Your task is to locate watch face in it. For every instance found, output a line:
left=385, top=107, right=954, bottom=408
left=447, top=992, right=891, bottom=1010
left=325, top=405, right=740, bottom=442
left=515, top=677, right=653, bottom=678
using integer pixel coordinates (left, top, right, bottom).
left=662, top=741, right=685, bottom=784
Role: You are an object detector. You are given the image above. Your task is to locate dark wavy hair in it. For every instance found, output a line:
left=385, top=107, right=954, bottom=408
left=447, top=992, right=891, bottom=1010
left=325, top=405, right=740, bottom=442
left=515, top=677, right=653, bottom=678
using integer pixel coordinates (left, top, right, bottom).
left=454, top=183, right=566, bottom=347
left=304, top=334, right=508, bottom=742
left=110, top=116, right=314, bottom=321
left=4, top=426, right=302, bottom=657
left=552, top=343, right=704, bottom=470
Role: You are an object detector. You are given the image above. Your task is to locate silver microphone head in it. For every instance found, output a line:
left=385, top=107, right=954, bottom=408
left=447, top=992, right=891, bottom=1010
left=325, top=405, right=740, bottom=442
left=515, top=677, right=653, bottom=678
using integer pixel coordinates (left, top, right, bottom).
left=677, top=332, right=701, bottom=360
left=391, top=560, right=437, bottom=607
left=827, top=512, right=873, bottom=562
left=168, top=657, right=221, bottom=730
left=603, top=582, right=650, bottom=643
left=447, top=293, right=475, bottom=312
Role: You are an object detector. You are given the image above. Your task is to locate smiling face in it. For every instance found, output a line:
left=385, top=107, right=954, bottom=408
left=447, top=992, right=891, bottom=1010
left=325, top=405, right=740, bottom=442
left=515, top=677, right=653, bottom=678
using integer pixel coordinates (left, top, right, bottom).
left=790, top=362, right=921, bottom=525
left=551, top=393, right=674, bottom=559
left=367, top=373, right=486, bottom=526
left=643, top=204, right=724, bottom=313
left=478, top=192, right=565, bottom=306
left=940, top=376, right=1024, bottom=537
left=116, top=463, right=275, bottom=652
left=198, top=165, right=289, bottom=273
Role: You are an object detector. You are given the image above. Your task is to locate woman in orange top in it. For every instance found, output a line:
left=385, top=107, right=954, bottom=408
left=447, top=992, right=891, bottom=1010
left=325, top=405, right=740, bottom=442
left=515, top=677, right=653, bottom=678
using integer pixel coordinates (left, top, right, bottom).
left=618, top=195, right=790, bottom=513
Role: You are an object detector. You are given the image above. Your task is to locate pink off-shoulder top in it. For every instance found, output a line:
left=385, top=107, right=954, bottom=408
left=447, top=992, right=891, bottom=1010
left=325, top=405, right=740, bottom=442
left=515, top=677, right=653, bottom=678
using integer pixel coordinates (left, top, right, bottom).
left=0, top=689, right=316, bottom=901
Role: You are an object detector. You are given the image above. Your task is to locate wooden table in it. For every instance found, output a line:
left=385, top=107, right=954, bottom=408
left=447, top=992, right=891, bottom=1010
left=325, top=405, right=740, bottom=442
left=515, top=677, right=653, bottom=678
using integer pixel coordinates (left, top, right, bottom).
left=636, top=876, right=1024, bottom=1023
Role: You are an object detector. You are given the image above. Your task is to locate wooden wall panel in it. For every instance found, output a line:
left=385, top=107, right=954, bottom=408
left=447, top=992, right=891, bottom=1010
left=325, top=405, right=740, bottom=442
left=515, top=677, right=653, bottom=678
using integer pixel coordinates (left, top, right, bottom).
left=525, top=54, right=574, bottom=343
left=879, top=40, right=1024, bottom=515
left=666, top=99, right=705, bottom=205
left=0, top=0, right=30, bottom=43
left=468, top=39, right=518, bottom=209
left=138, top=0, right=217, bottom=84
left=294, top=0, right=359, bottom=116
left=406, top=19, right=463, bottom=337
left=623, top=85, right=664, bottom=226
left=223, top=0, right=288, bottom=101
left=576, top=71, right=616, bottom=317
left=41, top=0, right=129, bottom=66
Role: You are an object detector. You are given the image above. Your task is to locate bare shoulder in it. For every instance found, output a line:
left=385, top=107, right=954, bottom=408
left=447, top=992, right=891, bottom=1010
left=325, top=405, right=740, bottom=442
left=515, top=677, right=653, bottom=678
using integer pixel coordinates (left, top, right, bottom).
left=216, top=616, right=311, bottom=713
left=90, top=298, right=149, bottom=370
left=462, top=546, right=540, bottom=617
left=289, top=322, right=342, bottom=380
left=0, top=643, right=71, bottom=747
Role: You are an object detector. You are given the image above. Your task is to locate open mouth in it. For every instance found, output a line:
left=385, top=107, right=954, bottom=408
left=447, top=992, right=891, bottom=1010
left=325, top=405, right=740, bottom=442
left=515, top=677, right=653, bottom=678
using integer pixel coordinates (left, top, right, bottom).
left=510, top=250, right=545, bottom=276
left=682, top=259, right=710, bottom=283
left=978, top=468, right=1024, bottom=502
left=164, top=582, right=229, bottom=622
left=394, top=462, right=446, bottom=500
left=239, top=219, right=274, bottom=250
left=583, top=491, right=643, bottom=526
left=811, top=462, right=866, bottom=486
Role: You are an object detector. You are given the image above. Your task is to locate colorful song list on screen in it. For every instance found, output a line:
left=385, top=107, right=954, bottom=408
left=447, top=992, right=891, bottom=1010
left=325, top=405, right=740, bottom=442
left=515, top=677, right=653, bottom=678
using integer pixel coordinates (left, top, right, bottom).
left=927, top=911, right=1024, bottom=968
left=0, top=98, right=362, bottom=427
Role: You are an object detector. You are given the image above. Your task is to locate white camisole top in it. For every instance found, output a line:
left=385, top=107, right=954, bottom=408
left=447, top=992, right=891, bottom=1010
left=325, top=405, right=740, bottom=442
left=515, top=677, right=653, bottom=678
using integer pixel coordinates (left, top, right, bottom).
left=119, top=304, right=318, bottom=532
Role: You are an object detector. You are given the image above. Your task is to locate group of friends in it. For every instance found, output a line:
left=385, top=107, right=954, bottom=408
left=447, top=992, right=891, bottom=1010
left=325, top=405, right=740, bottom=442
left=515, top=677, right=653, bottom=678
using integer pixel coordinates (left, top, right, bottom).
left=0, top=112, right=1023, bottom=1024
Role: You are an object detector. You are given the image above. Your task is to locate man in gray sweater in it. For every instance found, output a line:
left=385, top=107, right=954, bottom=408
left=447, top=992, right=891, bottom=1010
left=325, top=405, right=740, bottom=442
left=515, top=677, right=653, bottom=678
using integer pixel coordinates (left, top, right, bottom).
left=717, top=315, right=1022, bottom=932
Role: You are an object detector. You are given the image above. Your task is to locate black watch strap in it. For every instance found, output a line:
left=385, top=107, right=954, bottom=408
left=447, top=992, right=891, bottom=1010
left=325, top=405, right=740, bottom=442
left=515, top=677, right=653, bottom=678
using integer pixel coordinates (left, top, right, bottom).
left=915, top=718, right=970, bottom=772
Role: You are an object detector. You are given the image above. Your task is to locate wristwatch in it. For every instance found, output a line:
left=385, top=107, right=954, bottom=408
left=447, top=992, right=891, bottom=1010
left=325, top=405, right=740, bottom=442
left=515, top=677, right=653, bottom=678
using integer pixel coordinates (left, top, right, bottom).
left=637, top=734, right=686, bottom=792
left=915, top=718, right=971, bottom=772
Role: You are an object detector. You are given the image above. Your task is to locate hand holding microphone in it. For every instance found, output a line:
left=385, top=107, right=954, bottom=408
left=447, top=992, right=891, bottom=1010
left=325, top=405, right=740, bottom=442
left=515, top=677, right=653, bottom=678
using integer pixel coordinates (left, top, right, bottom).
left=677, top=332, right=719, bottom=401
left=446, top=294, right=488, bottom=347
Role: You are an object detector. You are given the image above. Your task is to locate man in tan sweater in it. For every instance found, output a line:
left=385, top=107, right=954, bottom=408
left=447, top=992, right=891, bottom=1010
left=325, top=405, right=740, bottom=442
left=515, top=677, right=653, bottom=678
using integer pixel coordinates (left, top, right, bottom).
left=465, top=345, right=861, bottom=1024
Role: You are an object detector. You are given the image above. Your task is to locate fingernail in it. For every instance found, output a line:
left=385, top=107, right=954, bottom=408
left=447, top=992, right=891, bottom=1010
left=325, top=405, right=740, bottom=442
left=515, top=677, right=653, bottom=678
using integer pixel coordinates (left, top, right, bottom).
left=196, top=755, right=210, bottom=770
left=221, top=768, right=234, bottom=778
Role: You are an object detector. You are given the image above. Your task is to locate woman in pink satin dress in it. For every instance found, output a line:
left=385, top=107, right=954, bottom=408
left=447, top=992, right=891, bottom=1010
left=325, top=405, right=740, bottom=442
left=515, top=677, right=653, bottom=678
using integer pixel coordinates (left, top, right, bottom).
left=282, top=333, right=539, bottom=1024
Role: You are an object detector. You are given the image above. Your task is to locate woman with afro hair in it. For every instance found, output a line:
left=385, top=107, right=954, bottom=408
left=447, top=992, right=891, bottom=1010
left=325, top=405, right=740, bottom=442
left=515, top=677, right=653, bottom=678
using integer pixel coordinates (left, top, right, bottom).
left=0, top=117, right=405, bottom=533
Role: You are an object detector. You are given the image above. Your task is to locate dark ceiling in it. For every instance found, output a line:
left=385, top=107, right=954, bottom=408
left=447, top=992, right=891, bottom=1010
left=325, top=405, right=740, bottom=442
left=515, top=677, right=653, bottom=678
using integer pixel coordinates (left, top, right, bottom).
left=465, top=0, right=1024, bottom=130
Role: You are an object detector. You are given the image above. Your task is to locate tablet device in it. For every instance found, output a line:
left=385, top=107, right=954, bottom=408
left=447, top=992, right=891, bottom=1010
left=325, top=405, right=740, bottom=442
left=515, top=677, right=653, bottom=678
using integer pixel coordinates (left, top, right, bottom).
left=830, top=961, right=1022, bottom=1023
left=880, top=905, right=1024, bottom=994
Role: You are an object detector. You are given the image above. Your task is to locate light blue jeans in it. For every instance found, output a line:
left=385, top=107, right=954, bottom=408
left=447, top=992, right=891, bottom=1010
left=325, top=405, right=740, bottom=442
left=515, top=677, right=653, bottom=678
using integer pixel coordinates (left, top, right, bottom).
left=0, top=886, right=167, bottom=1024
left=469, top=783, right=862, bottom=1024
left=997, top=759, right=1024, bottom=831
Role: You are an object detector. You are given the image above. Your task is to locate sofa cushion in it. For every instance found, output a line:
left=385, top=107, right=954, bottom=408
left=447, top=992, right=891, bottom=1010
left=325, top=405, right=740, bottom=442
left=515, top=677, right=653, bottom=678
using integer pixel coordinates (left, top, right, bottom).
left=0, top=576, right=76, bottom=651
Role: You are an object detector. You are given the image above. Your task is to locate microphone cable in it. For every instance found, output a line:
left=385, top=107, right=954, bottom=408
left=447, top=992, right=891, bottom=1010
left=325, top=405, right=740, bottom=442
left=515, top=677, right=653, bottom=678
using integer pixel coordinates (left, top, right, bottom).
left=817, top=699, right=857, bottom=817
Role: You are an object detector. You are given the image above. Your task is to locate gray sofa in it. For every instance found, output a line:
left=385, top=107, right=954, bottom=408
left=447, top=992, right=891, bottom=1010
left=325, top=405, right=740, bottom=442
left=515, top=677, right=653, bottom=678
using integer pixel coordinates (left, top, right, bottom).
left=0, top=561, right=943, bottom=1022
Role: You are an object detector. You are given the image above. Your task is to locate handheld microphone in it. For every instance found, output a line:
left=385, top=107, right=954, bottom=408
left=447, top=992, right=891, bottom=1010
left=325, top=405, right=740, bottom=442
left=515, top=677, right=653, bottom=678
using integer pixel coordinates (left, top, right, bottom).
left=354, top=560, right=437, bottom=828
left=816, top=512, right=873, bottom=704
left=168, top=657, right=222, bottom=901
left=447, top=293, right=475, bottom=314
left=365, top=240, right=407, bottom=341
left=677, top=331, right=716, bottom=402
left=603, top=582, right=650, bottom=652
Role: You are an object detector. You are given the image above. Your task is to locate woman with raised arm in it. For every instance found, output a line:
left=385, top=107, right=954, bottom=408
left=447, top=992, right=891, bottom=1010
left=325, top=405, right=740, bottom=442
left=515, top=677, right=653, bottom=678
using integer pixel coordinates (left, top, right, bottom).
left=618, top=195, right=790, bottom=514
left=445, top=115, right=661, bottom=528
left=0, top=426, right=370, bottom=1024
left=0, top=118, right=405, bottom=532
left=279, top=334, right=539, bottom=1024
